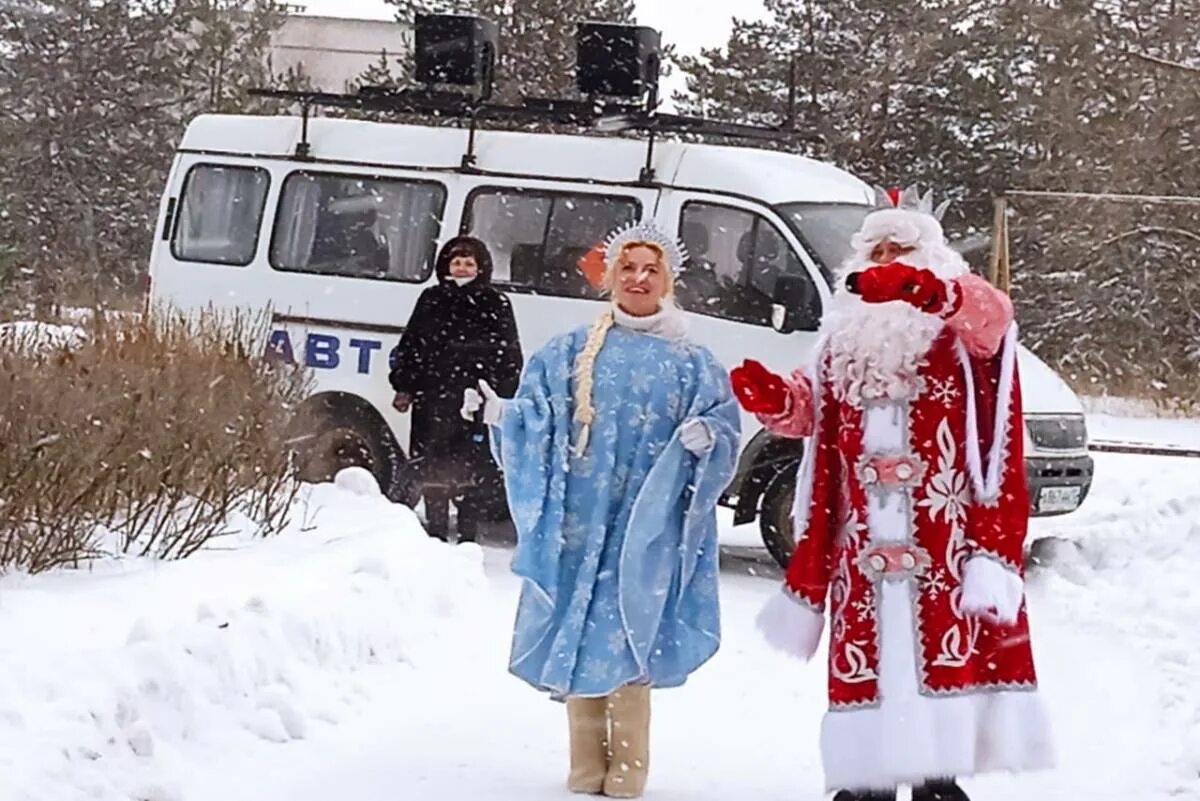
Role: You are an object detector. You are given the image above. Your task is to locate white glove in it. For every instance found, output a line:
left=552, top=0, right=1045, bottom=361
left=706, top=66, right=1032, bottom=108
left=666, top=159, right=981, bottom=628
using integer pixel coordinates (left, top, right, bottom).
left=460, top=379, right=504, bottom=425
left=960, top=555, right=1024, bottom=624
left=678, top=418, right=713, bottom=454
left=756, top=588, right=825, bottom=661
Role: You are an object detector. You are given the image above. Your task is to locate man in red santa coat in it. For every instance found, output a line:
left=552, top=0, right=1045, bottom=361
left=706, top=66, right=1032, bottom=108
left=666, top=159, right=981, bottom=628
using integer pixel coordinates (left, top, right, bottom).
left=731, top=186, right=1054, bottom=801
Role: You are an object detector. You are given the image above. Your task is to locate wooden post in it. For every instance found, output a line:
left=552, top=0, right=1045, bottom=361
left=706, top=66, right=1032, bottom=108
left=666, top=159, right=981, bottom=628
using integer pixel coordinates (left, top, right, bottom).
left=1000, top=199, right=1011, bottom=292
left=989, top=195, right=1010, bottom=291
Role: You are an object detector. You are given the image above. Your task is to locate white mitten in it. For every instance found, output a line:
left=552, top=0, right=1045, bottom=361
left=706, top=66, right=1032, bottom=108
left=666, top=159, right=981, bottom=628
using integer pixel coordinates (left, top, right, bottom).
left=756, top=588, right=825, bottom=661
left=460, top=380, right=504, bottom=425
left=961, top=555, right=1024, bottom=624
left=679, top=418, right=713, bottom=454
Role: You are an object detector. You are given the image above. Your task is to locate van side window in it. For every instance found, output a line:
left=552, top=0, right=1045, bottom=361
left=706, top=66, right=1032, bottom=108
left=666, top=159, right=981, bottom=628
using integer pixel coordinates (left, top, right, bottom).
left=270, top=171, right=445, bottom=282
left=464, top=188, right=639, bottom=299
left=171, top=165, right=270, bottom=266
left=676, top=202, right=810, bottom=326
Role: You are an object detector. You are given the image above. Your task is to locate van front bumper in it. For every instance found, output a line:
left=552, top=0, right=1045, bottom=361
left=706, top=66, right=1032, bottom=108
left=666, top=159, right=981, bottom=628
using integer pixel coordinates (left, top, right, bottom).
left=1026, top=454, right=1094, bottom=516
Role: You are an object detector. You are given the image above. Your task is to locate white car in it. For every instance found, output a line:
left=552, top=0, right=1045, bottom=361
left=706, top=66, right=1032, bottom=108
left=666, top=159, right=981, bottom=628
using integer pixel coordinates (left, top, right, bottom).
left=148, top=113, right=1094, bottom=566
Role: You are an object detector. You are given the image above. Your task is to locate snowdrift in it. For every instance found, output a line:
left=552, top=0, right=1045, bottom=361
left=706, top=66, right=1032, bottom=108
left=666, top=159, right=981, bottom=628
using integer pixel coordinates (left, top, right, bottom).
left=1029, top=451, right=1200, bottom=791
left=0, top=469, right=488, bottom=801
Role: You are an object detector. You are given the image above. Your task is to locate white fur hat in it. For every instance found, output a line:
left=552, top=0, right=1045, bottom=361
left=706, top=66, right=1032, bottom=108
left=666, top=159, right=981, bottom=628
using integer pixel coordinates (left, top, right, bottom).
left=851, top=185, right=951, bottom=253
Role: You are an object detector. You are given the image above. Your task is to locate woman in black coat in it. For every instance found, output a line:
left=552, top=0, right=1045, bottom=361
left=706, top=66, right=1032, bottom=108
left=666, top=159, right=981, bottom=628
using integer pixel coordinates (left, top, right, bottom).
left=388, top=236, right=523, bottom=542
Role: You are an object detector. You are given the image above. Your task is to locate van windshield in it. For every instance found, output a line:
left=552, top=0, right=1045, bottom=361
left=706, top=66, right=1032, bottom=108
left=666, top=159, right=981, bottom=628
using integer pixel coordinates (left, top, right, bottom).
left=776, top=203, right=872, bottom=279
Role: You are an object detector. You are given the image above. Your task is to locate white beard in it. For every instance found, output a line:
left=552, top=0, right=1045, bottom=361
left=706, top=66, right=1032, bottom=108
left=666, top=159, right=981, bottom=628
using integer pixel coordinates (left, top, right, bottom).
left=824, top=242, right=969, bottom=408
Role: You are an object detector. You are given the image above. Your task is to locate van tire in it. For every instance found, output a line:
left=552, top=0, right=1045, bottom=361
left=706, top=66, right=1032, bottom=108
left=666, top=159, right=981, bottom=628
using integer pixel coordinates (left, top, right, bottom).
left=296, top=406, right=415, bottom=505
left=760, top=467, right=798, bottom=569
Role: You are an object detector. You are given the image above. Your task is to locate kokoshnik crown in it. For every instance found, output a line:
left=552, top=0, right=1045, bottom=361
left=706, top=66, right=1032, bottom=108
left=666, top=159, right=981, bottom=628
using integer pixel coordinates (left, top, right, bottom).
left=603, top=220, right=689, bottom=274
left=872, top=184, right=952, bottom=222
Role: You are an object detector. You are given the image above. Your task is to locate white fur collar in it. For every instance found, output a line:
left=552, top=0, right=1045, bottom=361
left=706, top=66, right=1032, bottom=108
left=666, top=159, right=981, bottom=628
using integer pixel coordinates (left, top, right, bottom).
left=612, top=301, right=689, bottom=341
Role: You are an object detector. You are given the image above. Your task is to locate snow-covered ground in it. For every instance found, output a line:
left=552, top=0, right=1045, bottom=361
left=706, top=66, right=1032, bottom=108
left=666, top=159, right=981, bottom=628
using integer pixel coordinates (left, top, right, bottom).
left=1083, top=396, right=1200, bottom=450
left=0, top=471, right=489, bottom=801
left=3, top=442, right=1199, bottom=801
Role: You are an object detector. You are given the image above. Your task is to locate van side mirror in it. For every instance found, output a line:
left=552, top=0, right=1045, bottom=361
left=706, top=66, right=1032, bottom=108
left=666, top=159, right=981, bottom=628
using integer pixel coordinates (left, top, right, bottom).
left=772, top=274, right=821, bottom=333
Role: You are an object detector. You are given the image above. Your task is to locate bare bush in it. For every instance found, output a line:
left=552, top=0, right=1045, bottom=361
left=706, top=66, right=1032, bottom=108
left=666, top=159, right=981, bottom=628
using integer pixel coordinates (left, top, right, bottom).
left=0, top=308, right=311, bottom=573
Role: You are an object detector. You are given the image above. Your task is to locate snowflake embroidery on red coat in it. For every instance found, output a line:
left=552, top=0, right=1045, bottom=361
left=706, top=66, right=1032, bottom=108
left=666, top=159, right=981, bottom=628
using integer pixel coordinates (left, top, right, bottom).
left=851, top=587, right=876, bottom=622
left=928, top=377, right=961, bottom=409
left=922, top=566, right=951, bottom=600
left=920, top=417, right=982, bottom=668
left=919, top=418, right=971, bottom=527
left=830, top=476, right=876, bottom=681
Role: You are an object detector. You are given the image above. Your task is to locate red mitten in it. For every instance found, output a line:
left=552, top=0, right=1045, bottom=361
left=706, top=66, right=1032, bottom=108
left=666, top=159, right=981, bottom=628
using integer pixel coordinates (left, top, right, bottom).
left=855, top=262, right=953, bottom=315
left=903, top=269, right=954, bottom=314
left=855, top=262, right=921, bottom=303
left=730, top=359, right=788, bottom=415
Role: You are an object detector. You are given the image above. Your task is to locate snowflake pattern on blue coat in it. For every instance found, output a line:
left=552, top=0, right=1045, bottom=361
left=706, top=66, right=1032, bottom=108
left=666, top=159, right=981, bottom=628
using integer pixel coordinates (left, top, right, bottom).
left=491, top=324, right=740, bottom=700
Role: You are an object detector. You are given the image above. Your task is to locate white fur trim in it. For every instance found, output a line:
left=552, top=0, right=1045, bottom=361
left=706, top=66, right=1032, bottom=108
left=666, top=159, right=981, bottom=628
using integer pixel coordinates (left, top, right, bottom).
left=961, top=555, right=1024, bottom=624
left=678, top=418, right=713, bottom=454
left=756, top=589, right=824, bottom=661
left=612, top=300, right=689, bottom=341
left=820, top=689, right=1055, bottom=791
left=958, top=324, right=1018, bottom=504
left=788, top=343, right=827, bottom=533
left=851, top=208, right=945, bottom=253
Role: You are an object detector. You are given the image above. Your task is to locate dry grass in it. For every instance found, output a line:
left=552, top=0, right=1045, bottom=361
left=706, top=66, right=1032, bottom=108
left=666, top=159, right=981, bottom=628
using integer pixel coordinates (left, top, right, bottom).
left=0, top=307, right=311, bottom=573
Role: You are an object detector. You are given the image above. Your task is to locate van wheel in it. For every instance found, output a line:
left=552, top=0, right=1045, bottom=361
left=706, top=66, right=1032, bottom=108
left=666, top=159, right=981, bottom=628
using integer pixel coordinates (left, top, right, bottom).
left=760, top=466, right=798, bottom=569
left=297, top=409, right=415, bottom=505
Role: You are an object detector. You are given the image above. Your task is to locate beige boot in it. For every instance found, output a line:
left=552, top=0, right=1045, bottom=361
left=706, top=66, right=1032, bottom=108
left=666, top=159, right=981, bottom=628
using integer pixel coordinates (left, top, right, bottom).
left=567, top=696, right=609, bottom=794
left=603, top=685, right=651, bottom=798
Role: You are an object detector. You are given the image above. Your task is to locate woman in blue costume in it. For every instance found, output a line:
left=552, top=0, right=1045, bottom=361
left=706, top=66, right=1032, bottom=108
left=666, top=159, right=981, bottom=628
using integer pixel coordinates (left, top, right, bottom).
left=461, top=221, right=740, bottom=798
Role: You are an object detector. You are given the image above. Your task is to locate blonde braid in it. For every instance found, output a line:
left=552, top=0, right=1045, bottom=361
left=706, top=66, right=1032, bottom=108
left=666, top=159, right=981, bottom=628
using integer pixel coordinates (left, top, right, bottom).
left=572, top=310, right=615, bottom=457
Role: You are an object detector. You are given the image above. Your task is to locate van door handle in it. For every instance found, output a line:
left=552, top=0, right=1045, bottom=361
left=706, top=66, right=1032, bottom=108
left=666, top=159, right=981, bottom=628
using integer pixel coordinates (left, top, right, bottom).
left=161, top=197, right=177, bottom=241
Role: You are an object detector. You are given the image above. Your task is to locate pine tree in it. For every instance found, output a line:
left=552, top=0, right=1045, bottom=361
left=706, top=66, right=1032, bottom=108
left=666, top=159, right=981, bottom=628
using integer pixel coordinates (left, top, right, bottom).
left=0, top=0, right=299, bottom=299
left=675, top=0, right=1020, bottom=226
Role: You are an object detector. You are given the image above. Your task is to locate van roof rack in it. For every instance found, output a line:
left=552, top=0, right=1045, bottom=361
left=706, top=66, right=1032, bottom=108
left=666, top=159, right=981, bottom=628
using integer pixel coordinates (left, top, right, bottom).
left=247, top=86, right=818, bottom=181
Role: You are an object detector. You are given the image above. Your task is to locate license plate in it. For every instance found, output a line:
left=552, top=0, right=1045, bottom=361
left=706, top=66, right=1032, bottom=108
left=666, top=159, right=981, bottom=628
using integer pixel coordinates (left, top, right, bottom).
left=1038, top=485, right=1081, bottom=513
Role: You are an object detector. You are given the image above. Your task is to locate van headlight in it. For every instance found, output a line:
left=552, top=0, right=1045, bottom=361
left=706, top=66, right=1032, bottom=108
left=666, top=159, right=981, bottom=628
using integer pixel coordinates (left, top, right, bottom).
left=1024, top=414, right=1088, bottom=453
